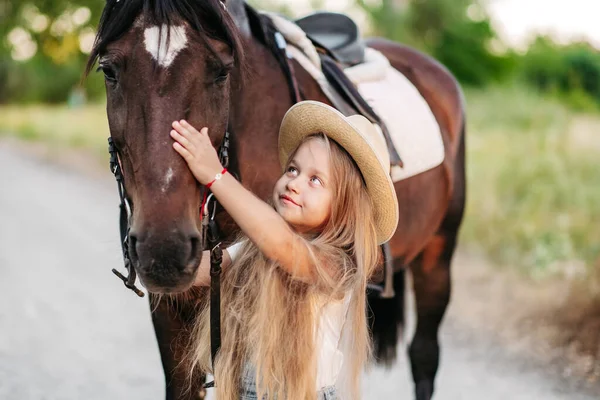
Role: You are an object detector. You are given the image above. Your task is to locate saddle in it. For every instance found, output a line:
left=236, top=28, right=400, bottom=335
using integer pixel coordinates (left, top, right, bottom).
left=295, top=12, right=365, bottom=66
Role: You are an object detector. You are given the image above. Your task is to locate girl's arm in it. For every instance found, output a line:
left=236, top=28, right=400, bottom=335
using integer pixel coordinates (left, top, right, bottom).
left=171, top=120, right=316, bottom=282
left=209, top=173, right=315, bottom=281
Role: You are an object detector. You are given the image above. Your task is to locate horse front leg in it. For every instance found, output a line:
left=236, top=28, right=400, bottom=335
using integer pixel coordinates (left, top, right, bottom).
left=149, top=294, right=205, bottom=400
left=408, top=231, right=457, bottom=400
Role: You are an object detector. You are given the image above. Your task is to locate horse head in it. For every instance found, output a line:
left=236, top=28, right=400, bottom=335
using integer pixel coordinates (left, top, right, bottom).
left=86, top=0, right=244, bottom=293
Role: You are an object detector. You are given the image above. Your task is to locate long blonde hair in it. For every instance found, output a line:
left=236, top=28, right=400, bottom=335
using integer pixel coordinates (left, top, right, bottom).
left=188, top=134, right=380, bottom=399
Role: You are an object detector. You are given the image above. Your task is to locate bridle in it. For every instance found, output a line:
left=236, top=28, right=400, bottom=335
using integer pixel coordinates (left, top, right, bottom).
left=108, top=137, right=144, bottom=297
left=108, top=131, right=231, bottom=297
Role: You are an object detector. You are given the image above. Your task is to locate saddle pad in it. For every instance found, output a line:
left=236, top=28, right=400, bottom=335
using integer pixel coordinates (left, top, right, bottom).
left=345, top=49, right=445, bottom=182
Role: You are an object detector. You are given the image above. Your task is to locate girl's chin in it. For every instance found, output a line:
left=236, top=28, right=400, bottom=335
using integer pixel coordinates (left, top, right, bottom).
left=278, top=213, right=301, bottom=229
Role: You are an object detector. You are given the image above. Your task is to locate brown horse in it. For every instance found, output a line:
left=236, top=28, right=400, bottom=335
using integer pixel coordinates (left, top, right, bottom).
left=86, top=1, right=465, bottom=399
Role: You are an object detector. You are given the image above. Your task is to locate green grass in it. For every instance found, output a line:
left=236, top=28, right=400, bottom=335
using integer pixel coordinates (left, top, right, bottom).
left=463, top=86, right=600, bottom=278
left=1, top=86, right=599, bottom=278
left=0, top=103, right=109, bottom=158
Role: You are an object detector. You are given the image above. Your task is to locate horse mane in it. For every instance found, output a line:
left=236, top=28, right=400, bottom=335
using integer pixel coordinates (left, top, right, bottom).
left=85, top=0, right=244, bottom=75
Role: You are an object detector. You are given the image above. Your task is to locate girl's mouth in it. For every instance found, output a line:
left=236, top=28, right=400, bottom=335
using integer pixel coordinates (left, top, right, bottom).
left=280, top=194, right=300, bottom=207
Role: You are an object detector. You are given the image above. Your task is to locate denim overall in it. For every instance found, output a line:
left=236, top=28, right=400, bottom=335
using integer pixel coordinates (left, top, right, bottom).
left=239, top=365, right=339, bottom=399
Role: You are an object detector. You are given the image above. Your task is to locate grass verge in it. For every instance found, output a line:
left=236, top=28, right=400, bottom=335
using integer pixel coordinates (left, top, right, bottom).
left=0, top=103, right=109, bottom=159
left=463, top=86, right=600, bottom=278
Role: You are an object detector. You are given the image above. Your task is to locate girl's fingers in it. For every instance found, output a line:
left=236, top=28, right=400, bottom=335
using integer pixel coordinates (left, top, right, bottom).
left=180, top=120, right=202, bottom=135
left=172, top=120, right=193, bottom=138
left=173, top=121, right=211, bottom=146
left=172, top=141, right=192, bottom=160
left=170, top=129, right=192, bottom=149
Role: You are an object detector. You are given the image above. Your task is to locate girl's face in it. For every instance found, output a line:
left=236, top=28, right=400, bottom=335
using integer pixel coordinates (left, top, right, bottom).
left=273, top=138, right=333, bottom=234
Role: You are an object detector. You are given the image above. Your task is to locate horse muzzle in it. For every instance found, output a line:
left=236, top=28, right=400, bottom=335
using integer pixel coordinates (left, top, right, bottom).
left=128, top=228, right=202, bottom=293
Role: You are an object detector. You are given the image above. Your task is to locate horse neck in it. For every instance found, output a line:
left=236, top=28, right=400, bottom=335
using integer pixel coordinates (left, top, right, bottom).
left=227, top=9, right=329, bottom=199
left=224, top=0, right=252, bottom=36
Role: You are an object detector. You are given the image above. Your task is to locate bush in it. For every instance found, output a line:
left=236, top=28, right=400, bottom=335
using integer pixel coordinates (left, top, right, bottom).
left=0, top=54, right=104, bottom=104
left=432, top=19, right=516, bottom=86
left=520, top=37, right=600, bottom=110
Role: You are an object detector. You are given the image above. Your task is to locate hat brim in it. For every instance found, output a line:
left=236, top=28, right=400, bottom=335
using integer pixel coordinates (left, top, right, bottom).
left=278, top=101, right=398, bottom=244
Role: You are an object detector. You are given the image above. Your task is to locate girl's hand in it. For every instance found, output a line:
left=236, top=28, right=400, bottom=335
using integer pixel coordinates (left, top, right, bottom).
left=170, top=120, right=223, bottom=185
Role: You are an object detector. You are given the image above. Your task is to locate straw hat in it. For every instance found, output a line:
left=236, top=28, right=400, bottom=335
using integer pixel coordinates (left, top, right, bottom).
left=278, top=101, right=399, bottom=244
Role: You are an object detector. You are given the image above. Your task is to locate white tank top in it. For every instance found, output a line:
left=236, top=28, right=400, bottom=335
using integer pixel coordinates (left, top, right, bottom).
left=313, top=293, right=350, bottom=389
left=226, top=243, right=349, bottom=390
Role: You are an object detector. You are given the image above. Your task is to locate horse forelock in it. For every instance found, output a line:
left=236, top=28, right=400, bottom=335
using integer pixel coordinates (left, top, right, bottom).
left=85, top=0, right=244, bottom=75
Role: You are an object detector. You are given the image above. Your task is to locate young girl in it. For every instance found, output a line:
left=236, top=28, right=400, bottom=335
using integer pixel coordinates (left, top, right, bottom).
left=170, top=101, right=398, bottom=400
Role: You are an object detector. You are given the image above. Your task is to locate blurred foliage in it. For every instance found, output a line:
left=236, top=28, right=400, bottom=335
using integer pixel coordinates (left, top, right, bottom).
left=0, top=102, right=109, bottom=155
left=1, top=0, right=599, bottom=109
left=357, top=0, right=517, bottom=86
left=0, top=0, right=105, bottom=103
left=463, top=85, right=600, bottom=277
left=2, top=52, right=104, bottom=103
left=518, top=37, right=600, bottom=111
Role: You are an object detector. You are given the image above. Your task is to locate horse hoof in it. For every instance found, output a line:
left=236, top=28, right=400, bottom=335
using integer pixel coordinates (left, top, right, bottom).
left=415, top=380, right=434, bottom=400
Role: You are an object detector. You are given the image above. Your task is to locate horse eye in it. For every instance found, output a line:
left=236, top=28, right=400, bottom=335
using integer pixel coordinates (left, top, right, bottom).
left=97, top=64, right=118, bottom=83
left=214, top=70, right=229, bottom=84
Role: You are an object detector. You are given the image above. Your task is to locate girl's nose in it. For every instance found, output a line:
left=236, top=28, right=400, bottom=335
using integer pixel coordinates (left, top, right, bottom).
left=286, top=178, right=300, bottom=193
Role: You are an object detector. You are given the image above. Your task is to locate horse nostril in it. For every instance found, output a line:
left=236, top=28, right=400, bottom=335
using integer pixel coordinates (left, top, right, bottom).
left=189, top=235, right=201, bottom=266
left=128, top=234, right=138, bottom=260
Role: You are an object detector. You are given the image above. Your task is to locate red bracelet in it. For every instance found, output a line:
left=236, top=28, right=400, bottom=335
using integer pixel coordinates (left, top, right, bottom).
left=206, top=168, right=227, bottom=189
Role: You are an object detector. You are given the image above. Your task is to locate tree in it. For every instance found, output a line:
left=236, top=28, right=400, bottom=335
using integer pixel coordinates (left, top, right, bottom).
left=356, top=0, right=515, bottom=86
left=0, top=0, right=105, bottom=103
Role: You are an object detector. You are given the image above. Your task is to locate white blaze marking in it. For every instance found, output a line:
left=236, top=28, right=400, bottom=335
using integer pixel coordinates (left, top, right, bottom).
left=162, top=167, right=174, bottom=193
left=144, top=25, right=188, bottom=68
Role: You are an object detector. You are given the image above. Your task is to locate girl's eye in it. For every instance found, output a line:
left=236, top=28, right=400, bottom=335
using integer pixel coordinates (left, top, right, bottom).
left=310, top=176, right=322, bottom=186
left=286, top=166, right=297, bottom=175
